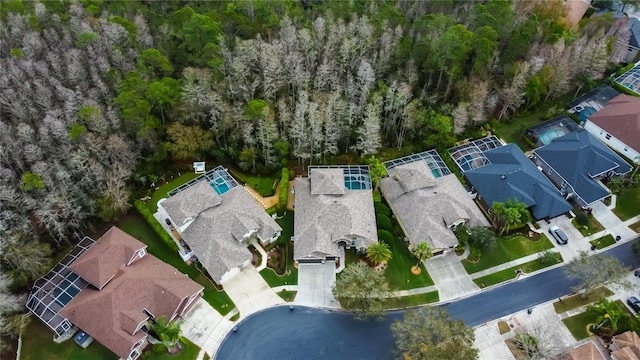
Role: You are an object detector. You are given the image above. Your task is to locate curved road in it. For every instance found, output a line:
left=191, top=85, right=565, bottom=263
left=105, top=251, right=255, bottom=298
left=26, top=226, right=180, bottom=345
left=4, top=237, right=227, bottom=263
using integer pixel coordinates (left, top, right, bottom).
left=216, top=239, right=640, bottom=360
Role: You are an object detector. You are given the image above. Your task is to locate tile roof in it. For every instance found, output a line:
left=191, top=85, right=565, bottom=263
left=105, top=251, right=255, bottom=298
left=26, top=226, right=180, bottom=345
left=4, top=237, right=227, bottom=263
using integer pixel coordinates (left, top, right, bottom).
left=588, top=94, right=640, bottom=153
left=294, top=171, right=377, bottom=260
left=465, top=144, right=572, bottom=220
left=535, top=130, right=632, bottom=204
left=163, top=183, right=281, bottom=282
left=61, top=227, right=203, bottom=360
left=70, top=227, right=146, bottom=289
left=380, top=162, right=489, bottom=250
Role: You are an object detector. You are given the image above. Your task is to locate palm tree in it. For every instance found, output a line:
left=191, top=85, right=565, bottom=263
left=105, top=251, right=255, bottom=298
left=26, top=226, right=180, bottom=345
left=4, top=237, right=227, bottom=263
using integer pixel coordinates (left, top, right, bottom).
left=366, top=242, right=392, bottom=265
left=491, top=198, right=532, bottom=234
left=412, top=242, right=432, bottom=271
left=149, top=316, right=182, bottom=354
left=586, top=299, right=632, bottom=334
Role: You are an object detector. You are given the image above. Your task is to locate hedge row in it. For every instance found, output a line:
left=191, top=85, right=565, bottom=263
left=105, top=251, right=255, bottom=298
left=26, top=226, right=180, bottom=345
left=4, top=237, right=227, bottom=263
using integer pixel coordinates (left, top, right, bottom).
left=376, top=214, right=393, bottom=231
left=133, top=199, right=179, bottom=252
left=374, top=202, right=391, bottom=218
left=278, top=167, right=289, bottom=213
left=377, top=229, right=394, bottom=244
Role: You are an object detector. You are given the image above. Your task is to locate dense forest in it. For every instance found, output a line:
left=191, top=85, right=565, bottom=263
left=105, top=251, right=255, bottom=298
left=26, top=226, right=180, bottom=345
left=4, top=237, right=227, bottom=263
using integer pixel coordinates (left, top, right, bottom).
left=0, top=0, right=622, bottom=348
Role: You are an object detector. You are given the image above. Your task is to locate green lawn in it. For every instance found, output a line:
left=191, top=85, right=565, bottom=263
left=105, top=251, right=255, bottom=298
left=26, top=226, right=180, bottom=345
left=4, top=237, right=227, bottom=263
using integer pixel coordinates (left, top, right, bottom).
left=277, top=290, right=297, bottom=302
left=260, top=267, right=298, bottom=286
left=226, top=168, right=279, bottom=196
left=589, top=234, right=616, bottom=250
left=473, top=253, right=563, bottom=288
left=382, top=235, right=434, bottom=290
left=614, top=182, right=640, bottom=221
left=562, top=311, right=594, bottom=341
left=381, top=291, right=440, bottom=309
left=553, top=287, right=613, bottom=313
left=147, top=172, right=201, bottom=212
left=150, top=338, right=200, bottom=360
left=571, top=214, right=605, bottom=237
left=22, top=320, right=117, bottom=360
left=118, top=213, right=235, bottom=315
left=462, top=234, right=554, bottom=274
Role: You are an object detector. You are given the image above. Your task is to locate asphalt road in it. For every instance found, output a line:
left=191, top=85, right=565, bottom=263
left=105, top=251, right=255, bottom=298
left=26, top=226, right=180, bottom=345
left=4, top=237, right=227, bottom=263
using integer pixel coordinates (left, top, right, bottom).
left=216, top=238, right=640, bottom=360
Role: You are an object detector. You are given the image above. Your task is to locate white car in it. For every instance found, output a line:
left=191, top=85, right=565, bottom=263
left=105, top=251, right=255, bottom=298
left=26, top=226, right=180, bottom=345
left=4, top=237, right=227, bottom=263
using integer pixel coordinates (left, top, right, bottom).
left=549, top=225, right=569, bottom=245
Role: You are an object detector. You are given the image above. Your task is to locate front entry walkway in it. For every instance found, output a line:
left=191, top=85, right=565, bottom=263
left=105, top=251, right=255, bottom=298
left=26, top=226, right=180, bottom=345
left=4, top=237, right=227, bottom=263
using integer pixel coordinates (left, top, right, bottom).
left=424, top=251, right=480, bottom=302
left=295, top=262, right=339, bottom=308
left=220, top=265, right=283, bottom=319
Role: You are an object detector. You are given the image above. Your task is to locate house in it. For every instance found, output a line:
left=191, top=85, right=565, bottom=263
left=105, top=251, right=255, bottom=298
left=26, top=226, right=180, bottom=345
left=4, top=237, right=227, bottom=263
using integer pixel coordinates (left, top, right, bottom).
left=455, top=142, right=572, bottom=221
left=582, top=93, right=640, bottom=163
left=27, top=227, right=203, bottom=360
left=293, top=166, right=377, bottom=264
left=380, top=153, right=489, bottom=255
left=561, top=341, right=607, bottom=360
left=533, top=130, right=632, bottom=206
left=610, top=14, right=640, bottom=64
left=611, top=331, right=640, bottom=360
left=564, top=0, right=592, bottom=27
left=159, top=166, right=281, bottom=283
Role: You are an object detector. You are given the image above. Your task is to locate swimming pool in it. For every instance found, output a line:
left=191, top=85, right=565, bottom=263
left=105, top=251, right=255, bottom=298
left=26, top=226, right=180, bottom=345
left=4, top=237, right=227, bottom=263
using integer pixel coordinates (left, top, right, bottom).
left=538, top=129, right=568, bottom=145
left=344, top=175, right=369, bottom=190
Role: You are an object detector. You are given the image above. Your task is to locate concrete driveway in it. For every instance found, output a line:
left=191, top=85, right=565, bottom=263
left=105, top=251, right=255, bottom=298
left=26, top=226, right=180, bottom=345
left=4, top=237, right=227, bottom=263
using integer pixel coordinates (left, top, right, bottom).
left=181, top=299, right=234, bottom=356
left=220, top=265, right=283, bottom=318
left=295, top=262, right=338, bottom=307
left=425, top=251, right=479, bottom=301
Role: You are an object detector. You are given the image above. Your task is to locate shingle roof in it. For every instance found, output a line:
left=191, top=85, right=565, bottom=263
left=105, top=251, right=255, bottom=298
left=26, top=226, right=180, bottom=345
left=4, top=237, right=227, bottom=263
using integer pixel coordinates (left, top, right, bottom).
left=161, top=180, right=221, bottom=226
left=380, top=162, right=489, bottom=250
left=588, top=94, right=640, bottom=153
left=613, top=331, right=640, bottom=360
left=391, top=162, right=437, bottom=193
left=163, top=183, right=281, bottom=282
left=566, top=341, right=606, bottom=360
left=310, top=168, right=346, bottom=195
left=294, top=172, right=377, bottom=260
left=535, top=130, right=632, bottom=204
left=61, top=227, right=203, bottom=360
left=465, top=144, right=572, bottom=220
left=70, top=227, right=146, bottom=289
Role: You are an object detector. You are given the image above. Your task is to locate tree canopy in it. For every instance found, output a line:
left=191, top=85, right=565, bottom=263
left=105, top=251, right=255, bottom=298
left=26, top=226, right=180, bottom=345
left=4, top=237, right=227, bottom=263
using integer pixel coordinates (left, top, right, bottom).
left=391, top=307, right=477, bottom=360
left=564, top=251, right=632, bottom=298
left=332, top=262, right=390, bottom=320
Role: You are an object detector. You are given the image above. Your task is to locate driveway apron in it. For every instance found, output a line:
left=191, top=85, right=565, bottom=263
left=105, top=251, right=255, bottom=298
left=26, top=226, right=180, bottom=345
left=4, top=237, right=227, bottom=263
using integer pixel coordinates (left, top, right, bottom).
left=295, top=261, right=339, bottom=307
left=220, top=266, right=283, bottom=318
left=424, top=251, right=479, bottom=302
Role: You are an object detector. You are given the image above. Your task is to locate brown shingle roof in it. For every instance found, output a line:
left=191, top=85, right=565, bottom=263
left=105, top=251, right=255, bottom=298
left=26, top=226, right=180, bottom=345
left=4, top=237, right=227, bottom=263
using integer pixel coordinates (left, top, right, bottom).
left=613, top=331, right=640, bottom=360
left=70, top=227, right=146, bottom=289
left=588, top=94, right=640, bottom=153
left=564, top=341, right=606, bottom=360
left=61, top=227, right=203, bottom=359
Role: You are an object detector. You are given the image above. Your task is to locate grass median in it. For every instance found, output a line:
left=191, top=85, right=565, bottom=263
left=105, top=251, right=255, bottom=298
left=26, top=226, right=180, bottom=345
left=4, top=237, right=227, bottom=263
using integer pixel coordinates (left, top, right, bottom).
left=473, top=252, right=563, bottom=288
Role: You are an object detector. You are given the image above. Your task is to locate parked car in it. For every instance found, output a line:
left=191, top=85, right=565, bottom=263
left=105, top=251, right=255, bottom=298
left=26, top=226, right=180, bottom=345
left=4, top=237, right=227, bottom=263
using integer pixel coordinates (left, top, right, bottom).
left=549, top=225, right=568, bottom=245
left=627, top=296, right=640, bottom=312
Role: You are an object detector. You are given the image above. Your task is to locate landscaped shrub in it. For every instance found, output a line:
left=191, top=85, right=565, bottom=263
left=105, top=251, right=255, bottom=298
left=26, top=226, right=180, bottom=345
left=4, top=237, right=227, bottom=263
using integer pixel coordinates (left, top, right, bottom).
left=152, top=343, right=167, bottom=354
left=374, top=202, right=391, bottom=218
left=575, top=212, right=589, bottom=227
left=376, top=214, right=393, bottom=231
left=377, top=230, right=395, bottom=244
left=454, top=225, right=469, bottom=245
left=133, top=200, right=179, bottom=252
left=278, top=167, right=289, bottom=213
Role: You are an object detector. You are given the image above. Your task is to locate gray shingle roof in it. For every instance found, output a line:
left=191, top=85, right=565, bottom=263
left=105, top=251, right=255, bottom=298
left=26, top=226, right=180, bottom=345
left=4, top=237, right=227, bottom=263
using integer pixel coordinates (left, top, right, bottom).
left=465, top=144, right=572, bottom=220
left=391, top=162, right=437, bottom=193
left=534, top=130, right=632, bottom=204
left=161, top=181, right=221, bottom=226
left=310, top=168, right=346, bottom=195
left=294, top=174, right=377, bottom=260
left=380, top=162, right=489, bottom=250
left=162, top=183, right=281, bottom=282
